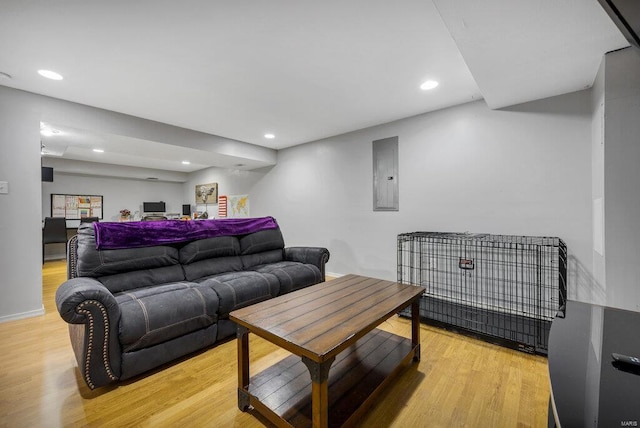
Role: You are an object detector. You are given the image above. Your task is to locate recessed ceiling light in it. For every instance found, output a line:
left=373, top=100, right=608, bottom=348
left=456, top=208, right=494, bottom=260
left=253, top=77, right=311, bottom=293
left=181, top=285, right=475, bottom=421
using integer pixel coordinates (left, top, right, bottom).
left=182, top=161, right=191, bottom=165
left=420, top=80, right=439, bottom=90
left=93, top=148, right=104, bottom=153
left=264, top=133, right=275, bottom=139
left=37, top=69, right=63, bottom=80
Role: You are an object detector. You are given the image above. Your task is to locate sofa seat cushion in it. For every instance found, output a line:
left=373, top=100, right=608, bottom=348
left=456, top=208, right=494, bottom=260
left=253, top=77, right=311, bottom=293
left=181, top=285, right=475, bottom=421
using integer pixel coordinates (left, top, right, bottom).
left=249, top=262, right=322, bottom=295
left=115, top=282, right=219, bottom=352
left=199, top=271, right=280, bottom=317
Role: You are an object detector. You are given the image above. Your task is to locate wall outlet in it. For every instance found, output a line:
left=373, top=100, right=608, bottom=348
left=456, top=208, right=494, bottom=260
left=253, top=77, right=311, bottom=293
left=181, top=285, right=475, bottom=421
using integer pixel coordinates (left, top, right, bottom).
left=0, top=181, right=8, bottom=194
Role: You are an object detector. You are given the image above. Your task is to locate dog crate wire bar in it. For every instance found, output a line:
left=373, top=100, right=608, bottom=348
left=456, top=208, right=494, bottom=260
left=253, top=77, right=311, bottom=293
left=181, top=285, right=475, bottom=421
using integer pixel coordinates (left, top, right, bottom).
left=398, top=232, right=567, bottom=355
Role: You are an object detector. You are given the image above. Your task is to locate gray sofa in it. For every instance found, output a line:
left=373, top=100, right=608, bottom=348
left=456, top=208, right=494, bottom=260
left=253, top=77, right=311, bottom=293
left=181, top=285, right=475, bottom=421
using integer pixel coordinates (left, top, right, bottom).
left=55, top=220, right=330, bottom=389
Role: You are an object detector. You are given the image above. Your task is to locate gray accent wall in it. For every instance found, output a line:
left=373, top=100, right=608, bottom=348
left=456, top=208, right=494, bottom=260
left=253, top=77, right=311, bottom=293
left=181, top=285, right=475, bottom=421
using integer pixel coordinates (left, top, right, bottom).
left=249, top=94, right=594, bottom=300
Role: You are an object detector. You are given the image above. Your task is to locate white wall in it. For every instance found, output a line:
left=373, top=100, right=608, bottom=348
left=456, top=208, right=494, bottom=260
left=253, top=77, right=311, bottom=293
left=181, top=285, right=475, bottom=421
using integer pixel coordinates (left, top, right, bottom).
left=591, top=57, right=607, bottom=305
left=0, top=89, right=44, bottom=321
left=249, top=94, right=594, bottom=300
left=603, top=47, right=640, bottom=312
left=41, top=172, right=184, bottom=260
left=182, top=167, right=265, bottom=218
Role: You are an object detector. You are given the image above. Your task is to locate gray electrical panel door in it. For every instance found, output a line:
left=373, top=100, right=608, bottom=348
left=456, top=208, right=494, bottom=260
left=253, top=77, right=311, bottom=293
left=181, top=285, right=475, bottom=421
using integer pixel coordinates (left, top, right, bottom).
left=372, top=136, right=399, bottom=211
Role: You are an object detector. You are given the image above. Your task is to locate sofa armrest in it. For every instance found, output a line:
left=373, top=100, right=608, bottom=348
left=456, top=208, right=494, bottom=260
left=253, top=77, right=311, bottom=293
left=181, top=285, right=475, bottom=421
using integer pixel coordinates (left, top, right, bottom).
left=284, top=247, right=330, bottom=281
left=55, top=278, right=122, bottom=389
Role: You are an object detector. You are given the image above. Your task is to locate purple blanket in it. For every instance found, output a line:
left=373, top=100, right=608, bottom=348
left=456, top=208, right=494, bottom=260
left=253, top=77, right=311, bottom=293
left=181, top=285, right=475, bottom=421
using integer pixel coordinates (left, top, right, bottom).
left=93, top=217, right=278, bottom=250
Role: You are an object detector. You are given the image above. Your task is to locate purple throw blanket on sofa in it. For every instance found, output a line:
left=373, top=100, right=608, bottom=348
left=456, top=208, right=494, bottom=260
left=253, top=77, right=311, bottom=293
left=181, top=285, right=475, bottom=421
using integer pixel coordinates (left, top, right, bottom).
left=94, top=216, right=278, bottom=250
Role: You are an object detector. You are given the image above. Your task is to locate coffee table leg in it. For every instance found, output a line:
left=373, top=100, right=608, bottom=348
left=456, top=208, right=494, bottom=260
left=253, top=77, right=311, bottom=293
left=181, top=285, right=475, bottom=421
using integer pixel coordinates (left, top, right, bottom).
left=302, top=356, right=335, bottom=428
left=411, top=299, right=421, bottom=362
left=237, top=325, right=250, bottom=411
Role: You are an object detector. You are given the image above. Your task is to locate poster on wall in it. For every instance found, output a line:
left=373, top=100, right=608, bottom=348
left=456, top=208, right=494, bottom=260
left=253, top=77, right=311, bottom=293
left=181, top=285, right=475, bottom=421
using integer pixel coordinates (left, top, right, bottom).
left=51, top=195, right=66, bottom=217
left=90, top=196, right=103, bottom=218
left=65, top=195, right=79, bottom=219
left=51, top=194, right=103, bottom=219
left=228, top=195, right=249, bottom=218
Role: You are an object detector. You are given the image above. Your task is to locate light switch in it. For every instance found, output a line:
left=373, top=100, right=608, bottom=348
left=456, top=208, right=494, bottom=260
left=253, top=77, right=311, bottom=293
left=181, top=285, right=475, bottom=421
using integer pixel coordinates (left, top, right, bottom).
left=0, top=181, right=8, bottom=194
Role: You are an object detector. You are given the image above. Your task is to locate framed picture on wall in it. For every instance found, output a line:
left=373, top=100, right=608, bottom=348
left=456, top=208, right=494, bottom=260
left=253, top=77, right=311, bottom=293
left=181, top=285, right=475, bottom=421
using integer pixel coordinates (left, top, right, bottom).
left=195, top=183, right=218, bottom=204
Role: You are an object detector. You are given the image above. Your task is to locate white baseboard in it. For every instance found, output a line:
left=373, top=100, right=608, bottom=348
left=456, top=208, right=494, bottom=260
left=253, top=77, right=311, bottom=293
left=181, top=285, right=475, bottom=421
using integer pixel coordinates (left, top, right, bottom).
left=0, top=306, right=45, bottom=324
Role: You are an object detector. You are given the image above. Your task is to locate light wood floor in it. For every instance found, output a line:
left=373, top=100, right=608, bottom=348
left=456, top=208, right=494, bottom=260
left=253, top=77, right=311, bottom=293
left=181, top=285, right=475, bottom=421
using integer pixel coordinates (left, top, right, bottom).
left=0, top=260, right=550, bottom=427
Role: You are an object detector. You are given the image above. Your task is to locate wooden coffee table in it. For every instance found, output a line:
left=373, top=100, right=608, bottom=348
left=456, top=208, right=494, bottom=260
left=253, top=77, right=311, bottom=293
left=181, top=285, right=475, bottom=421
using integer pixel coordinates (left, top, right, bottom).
left=229, top=274, right=425, bottom=427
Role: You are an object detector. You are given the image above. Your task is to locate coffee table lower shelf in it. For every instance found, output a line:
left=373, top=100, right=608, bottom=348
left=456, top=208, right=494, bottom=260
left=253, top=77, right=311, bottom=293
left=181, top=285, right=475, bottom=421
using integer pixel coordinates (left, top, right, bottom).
left=241, top=328, right=417, bottom=428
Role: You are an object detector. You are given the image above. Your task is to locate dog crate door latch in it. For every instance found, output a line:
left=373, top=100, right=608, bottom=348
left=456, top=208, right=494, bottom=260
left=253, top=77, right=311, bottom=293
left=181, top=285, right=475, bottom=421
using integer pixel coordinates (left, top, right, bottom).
left=459, top=258, right=474, bottom=270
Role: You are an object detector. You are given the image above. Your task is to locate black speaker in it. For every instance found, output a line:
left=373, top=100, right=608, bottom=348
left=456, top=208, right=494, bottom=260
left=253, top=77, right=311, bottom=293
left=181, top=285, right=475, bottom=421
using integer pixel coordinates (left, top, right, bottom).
left=182, top=204, right=191, bottom=216
left=41, top=166, right=53, bottom=182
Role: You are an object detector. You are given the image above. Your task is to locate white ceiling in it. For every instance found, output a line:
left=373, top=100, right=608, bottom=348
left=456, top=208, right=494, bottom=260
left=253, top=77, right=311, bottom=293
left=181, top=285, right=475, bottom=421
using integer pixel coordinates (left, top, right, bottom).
left=432, top=0, right=629, bottom=109
left=0, top=0, right=629, bottom=174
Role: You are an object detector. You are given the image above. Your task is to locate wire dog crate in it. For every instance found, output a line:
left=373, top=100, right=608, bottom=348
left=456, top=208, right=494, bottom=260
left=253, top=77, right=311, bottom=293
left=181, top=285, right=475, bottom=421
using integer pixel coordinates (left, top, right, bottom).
left=398, top=232, right=567, bottom=355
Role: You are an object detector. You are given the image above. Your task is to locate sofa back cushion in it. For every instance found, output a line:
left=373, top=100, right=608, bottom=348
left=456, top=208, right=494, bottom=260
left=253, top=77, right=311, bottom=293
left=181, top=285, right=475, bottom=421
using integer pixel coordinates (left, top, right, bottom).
left=180, top=228, right=285, bottom=280
left=76, top=224, right=180, bottom=278
left=74, top=223, right=287, bottom=286
left=241, top=249, right=284, bottom=269
left=178, top=236, right=240, bottom=264
left=179, top=235, right=244, bottom=281
left=238, top=228, right=285, bottom=255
